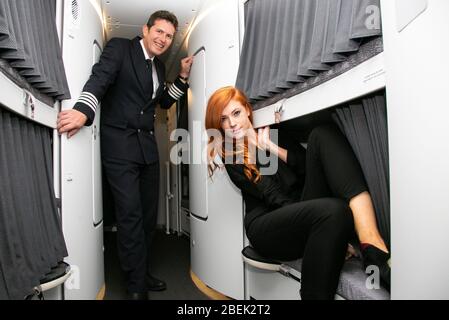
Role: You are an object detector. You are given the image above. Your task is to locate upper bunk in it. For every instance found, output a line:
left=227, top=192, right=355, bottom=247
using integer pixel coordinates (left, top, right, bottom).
left=234, top=0, right=386, bottom=128
left=0, top=60, right=59, bottom=128
left=0, top=0, right=72, bottom=300
left=252, top=42, right=385, bottom=128
left=0, top=0, right=69, bottom=128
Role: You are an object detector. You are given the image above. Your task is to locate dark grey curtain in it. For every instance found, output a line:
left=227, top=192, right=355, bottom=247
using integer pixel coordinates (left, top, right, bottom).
left=0, top=108, right=68, bottom=300
left=236, top=0, right=382, bottom=103
left=0, top=0, right=70, bottom=101
left=333, top=92, right=390, bottom=248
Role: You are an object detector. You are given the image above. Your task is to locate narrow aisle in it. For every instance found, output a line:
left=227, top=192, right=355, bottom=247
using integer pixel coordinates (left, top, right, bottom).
left=103, top=229, right=209, bottom=300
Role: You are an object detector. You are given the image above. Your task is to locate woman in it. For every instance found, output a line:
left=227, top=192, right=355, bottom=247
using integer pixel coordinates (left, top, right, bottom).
left=205, top=86, right=390, bottom=300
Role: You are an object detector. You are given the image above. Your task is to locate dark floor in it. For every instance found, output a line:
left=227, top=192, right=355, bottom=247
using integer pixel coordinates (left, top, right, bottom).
left=103, top=229, right=209, bottom=300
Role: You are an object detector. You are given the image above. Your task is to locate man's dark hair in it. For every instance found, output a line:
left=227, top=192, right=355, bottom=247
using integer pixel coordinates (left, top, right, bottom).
left=147, top=10, right=178, bottom=30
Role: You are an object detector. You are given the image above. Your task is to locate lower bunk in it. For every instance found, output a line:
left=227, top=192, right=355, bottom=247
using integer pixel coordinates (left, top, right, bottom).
left=243, top=245, right=390, bottom=300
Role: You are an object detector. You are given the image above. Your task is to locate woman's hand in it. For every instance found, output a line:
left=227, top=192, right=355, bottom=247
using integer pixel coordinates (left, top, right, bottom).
left=257, top=126, right=288, bottom=163
left=257, top=126, right=272, bottom=151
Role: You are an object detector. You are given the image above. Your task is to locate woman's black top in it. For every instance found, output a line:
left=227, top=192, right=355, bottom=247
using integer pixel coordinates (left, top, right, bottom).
left=224, top=131, right=307, bottom=230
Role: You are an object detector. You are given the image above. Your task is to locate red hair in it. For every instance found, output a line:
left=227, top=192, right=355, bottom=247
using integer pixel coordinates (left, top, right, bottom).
left=205, top=86, right=260, bottom=182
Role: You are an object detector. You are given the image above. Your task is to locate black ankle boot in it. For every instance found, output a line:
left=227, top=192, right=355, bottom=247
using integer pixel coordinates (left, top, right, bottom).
left=146, top=274, right=167, bottom=291
left=361, top=244, right=390, bottom=291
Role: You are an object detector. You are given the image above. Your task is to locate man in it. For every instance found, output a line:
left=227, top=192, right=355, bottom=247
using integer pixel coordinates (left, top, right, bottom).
left=57, top=10, right=193, bottom=300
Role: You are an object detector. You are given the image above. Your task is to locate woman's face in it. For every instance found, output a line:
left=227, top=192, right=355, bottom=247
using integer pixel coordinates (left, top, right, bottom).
left=220, top=99, right=252, bottom=140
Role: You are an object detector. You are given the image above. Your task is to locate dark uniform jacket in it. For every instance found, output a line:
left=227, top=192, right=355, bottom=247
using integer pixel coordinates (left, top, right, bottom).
left=225, top=131, right=307, bottom=230
left=73, top=37, right=188, bottom=164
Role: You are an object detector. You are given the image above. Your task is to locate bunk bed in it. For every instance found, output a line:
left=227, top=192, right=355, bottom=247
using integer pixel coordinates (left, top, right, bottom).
left=0, top=0, right=70, bottom=300
left=235, top=0, right=390, bottom=300
left=0, top=0, right=69, bottom=126
left=0, top=60, right=59, bottom=128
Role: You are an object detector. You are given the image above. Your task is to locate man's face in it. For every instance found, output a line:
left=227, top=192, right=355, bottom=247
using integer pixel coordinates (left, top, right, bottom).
left=142, top=18, right=175, bottom=57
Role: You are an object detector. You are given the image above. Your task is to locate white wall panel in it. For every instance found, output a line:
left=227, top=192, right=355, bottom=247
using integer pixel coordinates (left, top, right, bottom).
left=188, top=0, right=245, bottom=299
left=189, top=49, right=208, bottom=219
left=381, top=0, right=449, bottom=299
left=61, top=0, right=105, bottom=300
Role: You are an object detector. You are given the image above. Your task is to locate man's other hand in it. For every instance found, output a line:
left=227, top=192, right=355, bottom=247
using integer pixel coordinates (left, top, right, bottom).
left=57, top=109, right=87, bottom=139
left=180, top=56, right=194, bottom=78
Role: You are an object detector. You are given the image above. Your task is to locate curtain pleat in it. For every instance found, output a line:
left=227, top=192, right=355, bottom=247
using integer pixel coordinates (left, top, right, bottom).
left=28, top=0, right=53, bottom=92
left=334, top=0, right=361, bottom=54
left=235, top=0, right=258, bottom=97
left=0, top=0, right=70, bottom=101
left=351, top=0, right=382, bottom=38
left=236, top=0, right=382, bottom=103
left=10, top=1, right=44, bottom=79
left=255, top=0, right=285, bottom=99
left=249, top=0, right=271, bottom=100
left=0, top=108, right=68, bottom=300
left=321, top=0, right=347, bottom=64
left=306, top=0, right=331, bottom=71
left=274, top=0, right=299, bottom=91
left=1, top=0, right=30, bottom=66
left=333, top=93, right=390, bottom=248
left=23, top=0, right=52, bottom=90
left=296, top=0, right=317, bottom=77
left=44, top=0, right=70, bottom=100
left=0, top=0, right=17, bottom=51
left=262, top=1, right=288, bottom=95
left=0, top=111, right=35, bottom=299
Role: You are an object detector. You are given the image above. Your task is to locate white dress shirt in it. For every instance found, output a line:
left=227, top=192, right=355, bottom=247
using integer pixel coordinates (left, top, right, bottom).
left=140, top=39, right=159, bottom=99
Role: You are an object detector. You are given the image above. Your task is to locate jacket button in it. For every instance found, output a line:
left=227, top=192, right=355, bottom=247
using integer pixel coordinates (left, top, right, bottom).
left=137, top=129, right=141, bottom=133
left=140, top=111, right=144, bottom=115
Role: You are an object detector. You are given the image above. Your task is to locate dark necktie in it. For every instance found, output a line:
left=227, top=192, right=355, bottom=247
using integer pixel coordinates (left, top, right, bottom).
left=146, top=59, right=154, bottom=96
left=146, top=59, right=153, bottom=78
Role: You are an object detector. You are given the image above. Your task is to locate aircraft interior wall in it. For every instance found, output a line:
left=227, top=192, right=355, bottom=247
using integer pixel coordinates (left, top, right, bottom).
left=59, top=0, right=105, bottom=300
left=186, top=0, right=246, bottom=300
left=1, top=0, right=449, bottom=301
